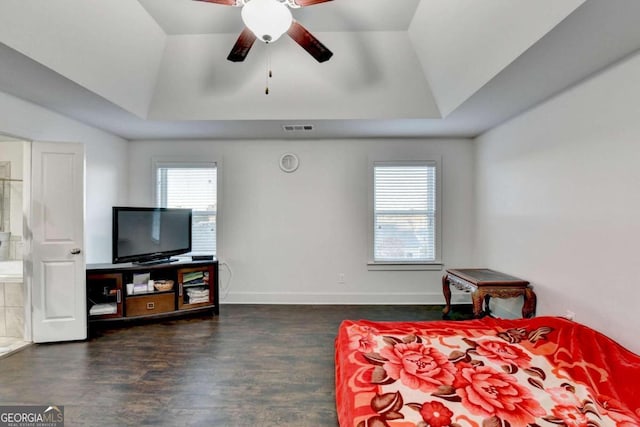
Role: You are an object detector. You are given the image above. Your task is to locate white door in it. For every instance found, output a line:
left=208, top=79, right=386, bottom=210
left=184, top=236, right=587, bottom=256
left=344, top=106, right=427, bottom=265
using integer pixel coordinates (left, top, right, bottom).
left=31, top=141, right=86, bottom=342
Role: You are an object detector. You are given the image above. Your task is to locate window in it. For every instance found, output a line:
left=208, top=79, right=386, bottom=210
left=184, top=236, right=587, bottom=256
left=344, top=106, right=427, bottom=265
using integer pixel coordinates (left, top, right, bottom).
left=371, top=161, right=440, bottom=268
left=156, top=163, right=218, bottom=255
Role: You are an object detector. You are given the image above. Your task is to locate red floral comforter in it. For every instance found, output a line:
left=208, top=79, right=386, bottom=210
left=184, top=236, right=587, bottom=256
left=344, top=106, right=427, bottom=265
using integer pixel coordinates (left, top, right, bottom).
left=335, top=316, right=640, bottom=427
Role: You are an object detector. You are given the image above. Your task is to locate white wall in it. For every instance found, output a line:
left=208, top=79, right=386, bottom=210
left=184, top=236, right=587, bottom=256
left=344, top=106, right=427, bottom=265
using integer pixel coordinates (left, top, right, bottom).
left=0, top=91, right=129, bottom=263
left=127, top=138, right=475, bottom=305
left=474, top=50, right=640, bottom=355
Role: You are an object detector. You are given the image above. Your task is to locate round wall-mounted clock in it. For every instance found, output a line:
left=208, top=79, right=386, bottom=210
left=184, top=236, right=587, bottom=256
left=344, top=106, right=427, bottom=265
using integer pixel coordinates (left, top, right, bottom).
left=279, top=153, right=299, bottom=173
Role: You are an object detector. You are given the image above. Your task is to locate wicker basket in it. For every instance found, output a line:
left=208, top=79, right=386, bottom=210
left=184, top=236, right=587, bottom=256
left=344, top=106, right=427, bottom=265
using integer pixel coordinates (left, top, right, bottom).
left=154, top=280, right=174, bottom=292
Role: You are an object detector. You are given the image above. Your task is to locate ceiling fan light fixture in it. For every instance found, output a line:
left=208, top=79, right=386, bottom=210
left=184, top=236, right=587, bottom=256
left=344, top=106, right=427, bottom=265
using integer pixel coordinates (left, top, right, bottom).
left=242, top=0, right=293, bottom=43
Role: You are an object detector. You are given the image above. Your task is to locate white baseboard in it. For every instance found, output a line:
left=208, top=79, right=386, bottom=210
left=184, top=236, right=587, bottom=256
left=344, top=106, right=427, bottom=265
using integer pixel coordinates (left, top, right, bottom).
left=221, top=291, right=472, bottom=305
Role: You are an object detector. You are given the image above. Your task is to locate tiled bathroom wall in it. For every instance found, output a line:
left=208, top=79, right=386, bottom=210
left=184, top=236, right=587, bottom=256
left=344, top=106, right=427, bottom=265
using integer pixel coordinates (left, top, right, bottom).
left=0, top=281, right=24, bottom=337
left=8, top=236, right=23, bottom=260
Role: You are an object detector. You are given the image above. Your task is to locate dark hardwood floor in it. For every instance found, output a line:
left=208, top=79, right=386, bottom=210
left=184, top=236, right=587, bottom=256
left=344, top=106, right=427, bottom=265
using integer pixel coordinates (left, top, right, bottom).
left=0, top=304, right=468, bottom=426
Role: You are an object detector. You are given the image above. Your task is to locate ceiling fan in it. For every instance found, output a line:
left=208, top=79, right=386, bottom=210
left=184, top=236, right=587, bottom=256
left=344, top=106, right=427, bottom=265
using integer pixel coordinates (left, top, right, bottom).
left=195, top=0, right=334, bottom=63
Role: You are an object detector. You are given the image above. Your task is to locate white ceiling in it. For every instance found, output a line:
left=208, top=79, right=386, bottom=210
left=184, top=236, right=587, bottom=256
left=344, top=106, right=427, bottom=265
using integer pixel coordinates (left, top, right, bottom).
left=0, top=0, right=640, bottom=141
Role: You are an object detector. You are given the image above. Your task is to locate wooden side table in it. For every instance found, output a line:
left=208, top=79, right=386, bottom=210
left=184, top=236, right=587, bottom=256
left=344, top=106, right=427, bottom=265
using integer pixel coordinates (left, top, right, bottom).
left=442, top=268, right=536, bottom=319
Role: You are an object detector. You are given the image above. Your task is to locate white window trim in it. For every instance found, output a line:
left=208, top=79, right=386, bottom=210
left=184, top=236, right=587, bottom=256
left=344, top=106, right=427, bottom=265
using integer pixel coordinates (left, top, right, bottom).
left=367, top=158, right=443, bottom=271
left=153, top=158, right=222, bottom=259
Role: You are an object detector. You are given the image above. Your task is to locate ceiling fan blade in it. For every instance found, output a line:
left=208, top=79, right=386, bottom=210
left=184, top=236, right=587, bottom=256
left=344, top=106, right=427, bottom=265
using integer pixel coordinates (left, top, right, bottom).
left=287, top=21, right=333, bottom=63
left=193, top=0, right=239, bottom=5
left=227, top=28, right=257, bottom=62
left=291, top=0, right=333, bottom=6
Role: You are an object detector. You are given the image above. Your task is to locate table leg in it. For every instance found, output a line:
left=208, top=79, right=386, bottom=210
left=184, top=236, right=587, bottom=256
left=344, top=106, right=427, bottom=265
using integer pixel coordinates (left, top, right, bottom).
left=442, top=275, right=452, bottom=318
left=522, top=287, right=537, bottom=318
left=471, top=290, right=485, bottom=318
left=484, top=294, right=492, bottom=316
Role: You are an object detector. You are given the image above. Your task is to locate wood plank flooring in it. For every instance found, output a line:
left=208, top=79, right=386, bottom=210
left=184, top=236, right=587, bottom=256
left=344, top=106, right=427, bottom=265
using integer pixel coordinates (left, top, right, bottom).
left=0, top=304, right=466, bottom=426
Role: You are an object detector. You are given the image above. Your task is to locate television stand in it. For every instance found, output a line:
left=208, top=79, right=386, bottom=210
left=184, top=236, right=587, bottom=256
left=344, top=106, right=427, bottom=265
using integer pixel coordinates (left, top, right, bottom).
left=86, top=259, right=219, bottom=330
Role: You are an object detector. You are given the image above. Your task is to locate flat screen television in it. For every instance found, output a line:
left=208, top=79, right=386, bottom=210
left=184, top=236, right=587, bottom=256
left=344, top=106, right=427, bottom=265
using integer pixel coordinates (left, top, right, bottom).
left=112, top=207, right=192, bottom=264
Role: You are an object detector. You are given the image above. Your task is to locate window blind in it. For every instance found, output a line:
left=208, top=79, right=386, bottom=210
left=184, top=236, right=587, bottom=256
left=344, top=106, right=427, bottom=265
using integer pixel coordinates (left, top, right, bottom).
left=374, top=163, right=436, bottom=262
left=157, top=166, right=217, bottom=255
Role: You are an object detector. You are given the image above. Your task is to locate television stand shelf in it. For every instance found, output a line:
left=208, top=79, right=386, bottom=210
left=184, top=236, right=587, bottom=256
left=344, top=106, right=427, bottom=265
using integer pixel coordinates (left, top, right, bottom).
left=86, top=259, right=218, bottom=329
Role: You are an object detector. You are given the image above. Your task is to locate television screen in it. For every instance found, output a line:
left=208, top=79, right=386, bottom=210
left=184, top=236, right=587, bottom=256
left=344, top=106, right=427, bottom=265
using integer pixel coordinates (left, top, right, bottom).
left=112, top=207, right=192, bottom=264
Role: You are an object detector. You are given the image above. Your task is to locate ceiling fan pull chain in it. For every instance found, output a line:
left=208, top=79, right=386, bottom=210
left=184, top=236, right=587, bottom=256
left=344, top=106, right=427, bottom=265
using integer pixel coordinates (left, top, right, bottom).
left=265, top=43, right=273, bottom=95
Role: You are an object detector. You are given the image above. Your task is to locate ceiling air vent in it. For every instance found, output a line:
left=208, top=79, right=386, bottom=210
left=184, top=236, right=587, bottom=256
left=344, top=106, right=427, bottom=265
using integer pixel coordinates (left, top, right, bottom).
left=283, top=124, right=314, bottom=132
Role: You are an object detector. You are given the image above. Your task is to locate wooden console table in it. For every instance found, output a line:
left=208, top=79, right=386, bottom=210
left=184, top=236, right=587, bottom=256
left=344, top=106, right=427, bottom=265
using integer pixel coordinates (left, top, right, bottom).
left=442, top=268, right=536, bottom=319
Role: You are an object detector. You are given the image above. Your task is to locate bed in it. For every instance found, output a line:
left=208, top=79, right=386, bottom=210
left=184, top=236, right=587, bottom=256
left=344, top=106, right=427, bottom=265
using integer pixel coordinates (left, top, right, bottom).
left=335, top=316, right=640, bottom=427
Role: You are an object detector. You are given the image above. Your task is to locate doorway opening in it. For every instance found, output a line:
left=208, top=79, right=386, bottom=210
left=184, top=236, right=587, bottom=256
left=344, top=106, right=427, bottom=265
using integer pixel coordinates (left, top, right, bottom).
left=0, top=134, right=30, bottom=357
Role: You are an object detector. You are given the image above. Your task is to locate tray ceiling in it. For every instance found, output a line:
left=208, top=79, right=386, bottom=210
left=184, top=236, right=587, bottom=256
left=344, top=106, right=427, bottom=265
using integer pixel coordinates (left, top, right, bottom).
left=0, top=0, right=640, bottom=140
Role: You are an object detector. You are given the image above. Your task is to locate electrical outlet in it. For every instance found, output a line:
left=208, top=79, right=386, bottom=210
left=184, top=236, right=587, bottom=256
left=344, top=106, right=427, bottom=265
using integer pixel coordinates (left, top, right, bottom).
left=338, top=273, right=345, bottom=284
left=564, top=310, right=575, bottom=321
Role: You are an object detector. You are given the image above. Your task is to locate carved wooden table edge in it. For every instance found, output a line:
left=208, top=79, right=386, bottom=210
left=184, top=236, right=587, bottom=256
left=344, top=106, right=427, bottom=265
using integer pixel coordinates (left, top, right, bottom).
left=442, top=268, right=537, bottom=319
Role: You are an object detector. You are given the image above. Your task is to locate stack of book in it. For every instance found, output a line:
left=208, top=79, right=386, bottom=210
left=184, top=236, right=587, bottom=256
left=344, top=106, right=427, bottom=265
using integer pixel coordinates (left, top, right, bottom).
left=186, top=288, right=209, bottom=304
left=89, top=302, right=117, bottom=316
left=183, top=271, right=204, bottom=284
left=182, top=271, right=209, bottom=303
